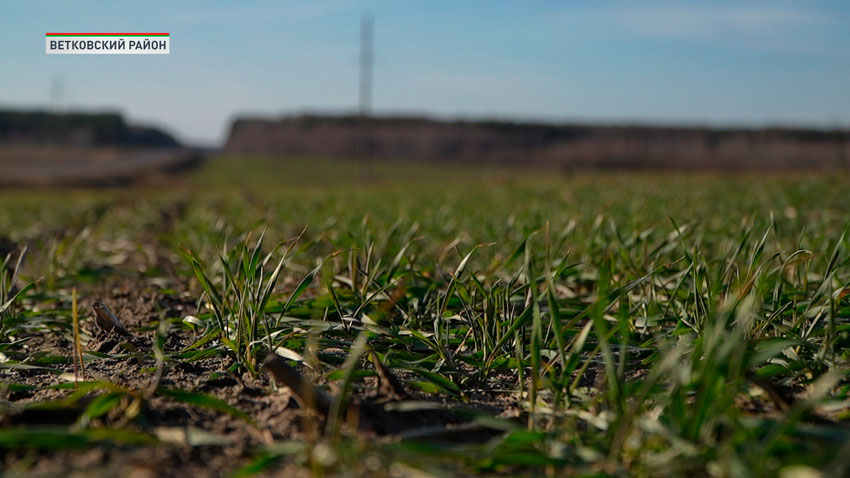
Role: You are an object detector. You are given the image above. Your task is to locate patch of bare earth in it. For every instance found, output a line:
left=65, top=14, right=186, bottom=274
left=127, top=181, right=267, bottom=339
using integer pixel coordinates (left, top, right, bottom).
left=2, top=276, right=511, bottom=477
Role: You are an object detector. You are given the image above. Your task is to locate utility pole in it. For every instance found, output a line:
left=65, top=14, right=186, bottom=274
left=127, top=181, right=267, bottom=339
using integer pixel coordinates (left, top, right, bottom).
left=357, top=14, right=374, bottom=178
left=359, top=14, right=373, bottom=116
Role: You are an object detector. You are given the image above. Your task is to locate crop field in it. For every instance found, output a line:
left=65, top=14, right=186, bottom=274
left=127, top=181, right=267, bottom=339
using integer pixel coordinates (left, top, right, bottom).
left=1, top=157, right=849, bottom=477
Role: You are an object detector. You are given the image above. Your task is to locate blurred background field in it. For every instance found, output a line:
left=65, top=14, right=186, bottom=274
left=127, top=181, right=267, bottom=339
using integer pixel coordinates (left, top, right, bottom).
left=2, top=157, right=850, bottom=477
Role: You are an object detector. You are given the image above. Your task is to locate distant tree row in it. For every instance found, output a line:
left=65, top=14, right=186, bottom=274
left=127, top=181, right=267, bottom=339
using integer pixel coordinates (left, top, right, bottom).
left=0, top=110, right=179, bottom=147
left=225, top=114, right=850, bottom=170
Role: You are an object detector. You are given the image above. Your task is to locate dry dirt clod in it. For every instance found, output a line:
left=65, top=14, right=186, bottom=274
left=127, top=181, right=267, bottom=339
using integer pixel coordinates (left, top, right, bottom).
left=91, top=300, right=133, bottom=337
left=369, top=350, right=408, bottom=401
left=262, top=354, right=334, bottom=418
left=261, top=354, right=391, bottom=435
left=260, top=354, right=509, bottom=440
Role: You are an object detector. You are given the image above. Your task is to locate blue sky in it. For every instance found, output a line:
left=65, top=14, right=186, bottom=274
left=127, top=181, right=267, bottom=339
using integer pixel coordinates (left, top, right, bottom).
left=1, top=1, right=848, bottom=146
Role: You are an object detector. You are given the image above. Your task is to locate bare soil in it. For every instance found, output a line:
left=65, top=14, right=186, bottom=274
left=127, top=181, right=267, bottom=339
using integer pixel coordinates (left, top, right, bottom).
left=2, top=272, right=515, bottom=477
